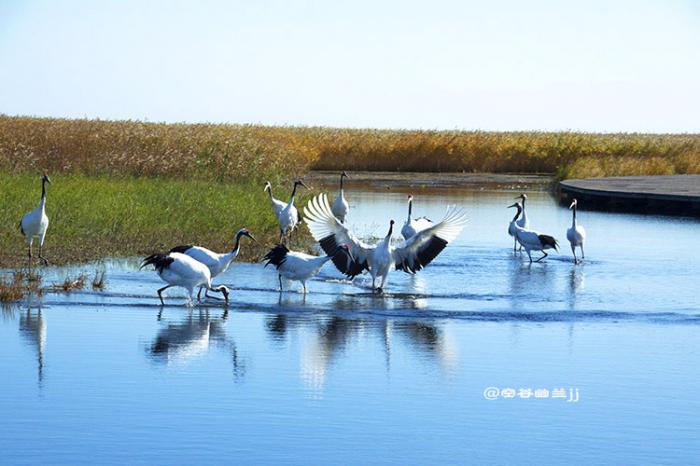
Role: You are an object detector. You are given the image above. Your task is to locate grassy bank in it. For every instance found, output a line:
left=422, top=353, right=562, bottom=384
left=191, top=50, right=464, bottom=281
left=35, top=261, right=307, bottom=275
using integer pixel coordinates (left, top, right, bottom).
left=0, top=172, right=311, bottom=268
left=2, top=115, right=699, bottom=179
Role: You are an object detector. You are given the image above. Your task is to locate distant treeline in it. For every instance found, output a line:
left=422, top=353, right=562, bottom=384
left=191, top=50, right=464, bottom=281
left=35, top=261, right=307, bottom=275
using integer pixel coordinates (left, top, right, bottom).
left=1, top=115, right=698, bottom=180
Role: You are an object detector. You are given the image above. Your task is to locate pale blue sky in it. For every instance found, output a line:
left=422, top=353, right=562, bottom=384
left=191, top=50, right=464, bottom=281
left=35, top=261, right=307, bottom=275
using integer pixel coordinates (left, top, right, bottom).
left=1, top=0, right=698, bottom=132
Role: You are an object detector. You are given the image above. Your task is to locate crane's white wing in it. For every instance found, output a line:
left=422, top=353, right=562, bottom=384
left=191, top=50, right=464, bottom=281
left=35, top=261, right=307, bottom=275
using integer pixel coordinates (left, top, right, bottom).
left=271, top=197, right=286, bottom=217
left=393, top=206, right=467, bottom=274
left=169, top=246, right=220, bottom=270
left=303, top=193, right=373, bottom=277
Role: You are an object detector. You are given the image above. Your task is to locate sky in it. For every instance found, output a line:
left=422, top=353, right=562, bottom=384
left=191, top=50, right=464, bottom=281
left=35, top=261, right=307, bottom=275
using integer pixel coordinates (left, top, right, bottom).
left=0, top=0, right=698, bottom=132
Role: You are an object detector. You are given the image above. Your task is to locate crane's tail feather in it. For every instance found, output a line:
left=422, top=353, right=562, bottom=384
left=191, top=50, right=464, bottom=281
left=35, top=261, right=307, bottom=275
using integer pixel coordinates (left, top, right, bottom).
left=141, top=253, right=174, bottom=273
left=263, top=244, right=289, bottom=269
left=538, top=234, right=559, bottom=251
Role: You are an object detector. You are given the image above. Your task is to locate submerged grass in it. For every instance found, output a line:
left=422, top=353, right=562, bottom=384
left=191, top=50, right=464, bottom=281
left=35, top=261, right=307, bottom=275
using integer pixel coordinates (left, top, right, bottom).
left=92, top=269, right=107, bottom=290
left=0, top=270, right=43, bottom=302
left=51, top=273, right=87, bottom=292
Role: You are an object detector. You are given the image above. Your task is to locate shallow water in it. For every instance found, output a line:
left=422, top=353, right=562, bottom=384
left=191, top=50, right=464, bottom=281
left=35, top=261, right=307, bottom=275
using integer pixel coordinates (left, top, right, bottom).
left=2, top=189, right=700, bottom=465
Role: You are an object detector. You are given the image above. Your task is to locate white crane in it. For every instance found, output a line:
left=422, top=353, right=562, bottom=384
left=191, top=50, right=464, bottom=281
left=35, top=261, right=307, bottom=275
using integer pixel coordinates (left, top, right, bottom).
left=19, top=173, right=51, bottom=268
left=263, top=243, right=353, bottom=293
left=566, top=198, right=586, bottom=264
left=401, top=194, right=434, bottom=240
left=331, top=171, right=350, bottom=223
left=507, top=202, right=558, bottom=263
left=304, top=193, right=467, bottom=292
left=508, top=193, right=529, bottom=251
left=264, top=181, right=286, bottom=219
left=169, top=227, right=257, bottom=298
left=141, top=252, right=229, bottom=306
left=266, top=179, right=309, bottom=242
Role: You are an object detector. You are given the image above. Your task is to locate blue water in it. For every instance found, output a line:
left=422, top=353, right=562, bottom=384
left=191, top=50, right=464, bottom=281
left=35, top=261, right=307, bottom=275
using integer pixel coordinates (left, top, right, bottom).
left=2, top=189, right=699, bottom=465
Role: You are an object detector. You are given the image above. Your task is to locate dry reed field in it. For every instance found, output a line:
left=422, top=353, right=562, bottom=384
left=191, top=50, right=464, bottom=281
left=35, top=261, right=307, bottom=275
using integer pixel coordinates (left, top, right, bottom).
left=1, top=115, right=699, bottom=180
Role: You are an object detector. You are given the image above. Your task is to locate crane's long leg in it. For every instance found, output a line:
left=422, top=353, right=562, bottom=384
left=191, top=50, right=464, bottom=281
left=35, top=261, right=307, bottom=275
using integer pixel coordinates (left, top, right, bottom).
left=157, top=285, right=173, bottom=306
left=535, top=251, right=548, bottom=262
left=377, top=275, right=387, bottom=293
left=278, top=274, right=283, bottom=292
left=38, top=235, right=48, bottom=265
left=571, top=245, right=577, bottom=264
left=27, top=242, right=33, bottom=273
left=197, top=286, right=203, bottom=301
left=302, top=281, right=307, bottom=294
left=513, top=237, right=517, bottom=252
left=527, top=250, right=533, bottom=263
left=581, top=244, right=585, bottom=259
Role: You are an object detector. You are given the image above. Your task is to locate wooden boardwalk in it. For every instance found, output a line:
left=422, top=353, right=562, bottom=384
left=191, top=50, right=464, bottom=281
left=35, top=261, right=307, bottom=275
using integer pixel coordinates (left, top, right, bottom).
left=560, top=175, right=700, bottom=215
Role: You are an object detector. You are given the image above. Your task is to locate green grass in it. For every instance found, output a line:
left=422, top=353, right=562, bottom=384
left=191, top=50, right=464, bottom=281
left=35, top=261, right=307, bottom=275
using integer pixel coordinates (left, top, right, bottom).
left=1, top=172, right=311, bottom=268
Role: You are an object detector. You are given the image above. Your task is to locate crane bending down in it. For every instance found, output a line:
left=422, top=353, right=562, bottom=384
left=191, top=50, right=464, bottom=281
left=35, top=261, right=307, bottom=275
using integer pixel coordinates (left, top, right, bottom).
left=566, top=198, right=586, bottom=264
left=263, top=243, right=353, bottom=293
left=331, top=171, right=350, bottom=223
left=20, top=173, right=52, bottom=268
left=304, top=193, right=467, bottom=292
left=170, top=227, right=257, bottom=299
left=507, top=202, right=558, bottom=263
left=265, top=179, right=309, bottom=242
left=401, top=195, right=433, bottom=240
left=141, top=252, right=229, bottom=306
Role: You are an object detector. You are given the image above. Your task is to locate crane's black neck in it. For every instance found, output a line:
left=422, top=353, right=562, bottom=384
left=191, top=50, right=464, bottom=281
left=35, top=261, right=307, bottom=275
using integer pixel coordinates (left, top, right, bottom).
left=231, top=232, right=243, bottom=254
left=41, top=177, right=47, bottom=201
left=572, top=204, right=577, bottom=221
left=289, top=182, right=300, bottom=201
left=386, top=222, right=394, bottom=239
left=408, top=199, right=413, bottom=218
left=512, top=205, right=522, bottom=222
left=339, top=174, right=345, bottom=190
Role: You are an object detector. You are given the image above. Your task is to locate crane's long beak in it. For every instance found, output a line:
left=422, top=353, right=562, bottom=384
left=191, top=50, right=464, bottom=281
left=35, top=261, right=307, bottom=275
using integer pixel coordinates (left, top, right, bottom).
left=569, top=202, right=575, bottom=209
left=246, top=232, right=259, bottom=243
left=507, top=203, right=518, bottom=208
left=300, top=181, right=311, bottom=189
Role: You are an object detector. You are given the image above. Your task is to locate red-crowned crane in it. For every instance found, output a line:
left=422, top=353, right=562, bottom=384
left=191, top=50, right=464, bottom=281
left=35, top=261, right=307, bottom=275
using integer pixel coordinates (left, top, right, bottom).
left=566, top=199, right=586, bottom=264
left=304, top=193, right=467, bottom=292
left=507, top=202, right=558, bottom=263
left=141, top=252, right=229, bottom=306
left=20, top=173, right=52, bottom=268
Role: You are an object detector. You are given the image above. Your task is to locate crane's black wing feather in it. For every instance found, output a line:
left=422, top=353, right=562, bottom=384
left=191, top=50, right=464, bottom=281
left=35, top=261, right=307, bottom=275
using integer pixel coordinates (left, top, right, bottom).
left=263, top=244, right=289, bottom=269
left=320, top=235, right=367, bottom=278
left=538, top=235, right=558, bottom=250
left=396, top=236, right=448, bottom=273
left=169, top=245, right=193, bottom=254
left=141, top=254, right=174, bottom=274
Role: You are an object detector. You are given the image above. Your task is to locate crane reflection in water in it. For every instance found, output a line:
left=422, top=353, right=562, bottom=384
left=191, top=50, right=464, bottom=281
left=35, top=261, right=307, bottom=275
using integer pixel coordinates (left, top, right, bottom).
left=265, top=311, right=458, bottom=393
left=19, top=306, right=46, bottom=387
left=148, top=308, right=245, bottom=380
